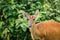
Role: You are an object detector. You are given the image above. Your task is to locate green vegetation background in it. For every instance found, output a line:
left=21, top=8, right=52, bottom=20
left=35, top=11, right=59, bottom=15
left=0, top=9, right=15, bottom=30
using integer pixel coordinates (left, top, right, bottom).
left=0, top=0, right=60, bottom=40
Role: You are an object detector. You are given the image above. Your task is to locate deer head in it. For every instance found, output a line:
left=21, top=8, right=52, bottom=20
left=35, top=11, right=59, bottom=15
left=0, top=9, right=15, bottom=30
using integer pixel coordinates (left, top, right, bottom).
left=23, top=10, right=39, bottom=28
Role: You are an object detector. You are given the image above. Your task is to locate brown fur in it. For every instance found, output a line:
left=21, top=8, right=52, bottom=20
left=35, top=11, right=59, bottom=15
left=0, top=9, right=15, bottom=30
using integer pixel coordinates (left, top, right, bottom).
left=23, top=11, right=60, bottom=40
left=30, top=21, right=60, bottom=40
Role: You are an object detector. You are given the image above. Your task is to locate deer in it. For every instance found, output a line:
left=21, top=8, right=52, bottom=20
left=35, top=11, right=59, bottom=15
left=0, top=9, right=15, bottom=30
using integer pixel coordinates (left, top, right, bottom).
left=23, top=10, right=60, bottom=40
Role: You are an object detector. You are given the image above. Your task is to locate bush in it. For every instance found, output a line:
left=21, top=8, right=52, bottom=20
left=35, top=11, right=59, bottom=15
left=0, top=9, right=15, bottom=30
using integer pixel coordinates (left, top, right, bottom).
left=0, top=0, right=60, bottom=40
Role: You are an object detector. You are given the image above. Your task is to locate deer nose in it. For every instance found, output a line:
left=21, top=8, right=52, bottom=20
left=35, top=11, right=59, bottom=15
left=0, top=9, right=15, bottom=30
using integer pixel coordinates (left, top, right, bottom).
left=29, top=25, right=32, bottom=27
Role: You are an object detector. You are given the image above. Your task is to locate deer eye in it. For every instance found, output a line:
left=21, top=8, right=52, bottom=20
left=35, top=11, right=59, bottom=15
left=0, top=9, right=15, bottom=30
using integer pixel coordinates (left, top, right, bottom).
left=33, top=18, right=35, bottom=20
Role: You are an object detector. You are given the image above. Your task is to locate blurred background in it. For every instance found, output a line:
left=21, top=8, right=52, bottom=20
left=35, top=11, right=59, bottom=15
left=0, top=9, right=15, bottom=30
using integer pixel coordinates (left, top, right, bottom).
left=0, top=0, right=60, bottom=40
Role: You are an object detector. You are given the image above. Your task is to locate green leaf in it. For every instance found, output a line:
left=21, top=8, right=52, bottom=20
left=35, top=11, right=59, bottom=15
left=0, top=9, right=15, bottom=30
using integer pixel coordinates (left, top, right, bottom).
left=0, top=21, right=5, bottom=28
left=55, top=16, right=60, bottom=22
left=20, top=23, right=27, bottom=32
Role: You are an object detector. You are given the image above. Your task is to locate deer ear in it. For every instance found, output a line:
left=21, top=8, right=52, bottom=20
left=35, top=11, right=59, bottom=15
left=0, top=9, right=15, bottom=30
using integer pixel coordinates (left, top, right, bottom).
left=23, top=12, right=30, bottom=19
left=34, top=10, right=39, bottom=18
left=35, top=10, right=39, bottom=15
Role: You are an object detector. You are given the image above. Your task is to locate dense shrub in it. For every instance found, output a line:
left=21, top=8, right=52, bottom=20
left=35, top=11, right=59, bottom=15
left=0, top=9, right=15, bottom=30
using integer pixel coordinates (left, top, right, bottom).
left=0, top=0, right=60, bottom=40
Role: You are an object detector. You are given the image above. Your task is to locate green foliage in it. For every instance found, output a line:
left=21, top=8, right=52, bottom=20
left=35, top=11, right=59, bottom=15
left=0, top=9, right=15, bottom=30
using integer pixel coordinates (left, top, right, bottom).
left=0, top=0, right=60, bottom=40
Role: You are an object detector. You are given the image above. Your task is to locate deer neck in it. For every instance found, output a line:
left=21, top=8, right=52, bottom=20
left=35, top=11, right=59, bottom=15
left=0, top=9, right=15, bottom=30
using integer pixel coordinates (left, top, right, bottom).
left=31, top=22, right=37, bottom=30
left=32, top=22, right=36, bottom=27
